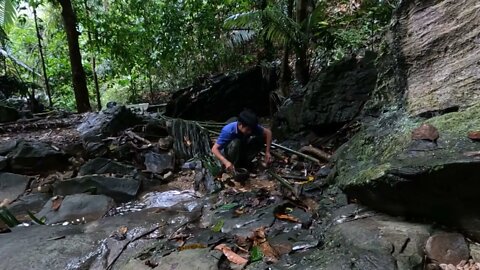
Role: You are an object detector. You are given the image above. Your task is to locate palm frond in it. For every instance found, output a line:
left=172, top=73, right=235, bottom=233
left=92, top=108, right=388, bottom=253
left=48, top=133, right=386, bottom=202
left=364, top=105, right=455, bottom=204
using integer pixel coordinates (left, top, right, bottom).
left=224, top=10, right=262, bottom=30
left=0, top=0, right=16, bottom=27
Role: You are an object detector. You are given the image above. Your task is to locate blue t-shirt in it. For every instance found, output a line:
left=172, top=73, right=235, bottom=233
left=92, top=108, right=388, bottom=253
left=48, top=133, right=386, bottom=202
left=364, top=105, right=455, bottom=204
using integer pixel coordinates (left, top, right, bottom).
left=216, top=121, right=264, bottom=149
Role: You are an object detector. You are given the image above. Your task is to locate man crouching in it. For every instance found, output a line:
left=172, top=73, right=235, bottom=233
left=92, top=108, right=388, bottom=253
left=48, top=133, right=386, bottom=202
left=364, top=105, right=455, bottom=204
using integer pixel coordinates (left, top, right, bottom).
left=211, top=109, right=272, bottom=172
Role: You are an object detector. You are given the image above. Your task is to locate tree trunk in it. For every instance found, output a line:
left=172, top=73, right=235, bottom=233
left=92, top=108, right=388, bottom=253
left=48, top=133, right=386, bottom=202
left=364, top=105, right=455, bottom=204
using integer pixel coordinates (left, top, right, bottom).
left=260, top=0, right=274, bottom=62
left=58, top=0, right=91, bottom=113
left=33, top=6, right=52, bottom=107
left=295, top=0, right=310, bottom=85
left=280, top=0, right=294, bottom=96
left=83, top=0, right=101, bottom=111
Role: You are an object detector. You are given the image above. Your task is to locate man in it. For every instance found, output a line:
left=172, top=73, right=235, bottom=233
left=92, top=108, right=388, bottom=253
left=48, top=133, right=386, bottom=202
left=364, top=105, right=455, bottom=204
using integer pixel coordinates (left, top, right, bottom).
left=211, top=110, right=272, bottom=172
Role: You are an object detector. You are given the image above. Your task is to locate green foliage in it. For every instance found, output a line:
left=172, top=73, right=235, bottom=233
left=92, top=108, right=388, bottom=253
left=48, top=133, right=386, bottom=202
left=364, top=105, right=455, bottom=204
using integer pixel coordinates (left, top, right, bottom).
left=0, top=206, right=20, bottom=227
left=250, top=246, right=263, bottom=262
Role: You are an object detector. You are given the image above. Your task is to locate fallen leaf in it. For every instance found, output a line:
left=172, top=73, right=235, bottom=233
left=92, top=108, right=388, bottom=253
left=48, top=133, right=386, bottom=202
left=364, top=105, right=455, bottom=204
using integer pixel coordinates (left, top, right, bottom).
left=411, top=123, right=439, bottom=141
left=51, top=196, right=64, bottom=211
left=178, top=243, right=207, bottom=251
left=252, top=228, right=279, bottom=263
left=212, top=219, right=224, bottom=232
left=250, top=246, right=263, bottom=262
left=275, top=213, right=301, bottom=223
left=214, top=244, right=248, bottom=265
left=468, top=131, right=480, bottom=141
left=118, top=226, right=128, bottom=235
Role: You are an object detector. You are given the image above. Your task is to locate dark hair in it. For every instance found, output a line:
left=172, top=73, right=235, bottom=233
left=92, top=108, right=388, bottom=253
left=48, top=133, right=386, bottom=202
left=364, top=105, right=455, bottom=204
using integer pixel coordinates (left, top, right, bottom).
left=238, top=109, right=258, bottom=129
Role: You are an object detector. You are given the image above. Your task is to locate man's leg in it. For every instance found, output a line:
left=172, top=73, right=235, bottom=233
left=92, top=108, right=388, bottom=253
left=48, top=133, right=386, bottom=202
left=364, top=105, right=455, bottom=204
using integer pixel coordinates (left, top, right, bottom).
left=240, top=135, right=264, bottom=169
left=224, top=138, right=242, bottom=168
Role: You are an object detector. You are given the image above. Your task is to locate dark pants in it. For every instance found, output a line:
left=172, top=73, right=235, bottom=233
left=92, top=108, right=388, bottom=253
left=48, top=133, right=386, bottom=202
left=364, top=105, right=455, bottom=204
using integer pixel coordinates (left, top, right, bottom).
left=224, top=136, right=264, bottom=168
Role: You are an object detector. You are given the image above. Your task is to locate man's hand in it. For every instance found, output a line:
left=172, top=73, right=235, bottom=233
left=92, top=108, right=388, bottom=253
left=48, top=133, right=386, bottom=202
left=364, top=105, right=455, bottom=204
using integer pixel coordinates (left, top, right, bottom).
left=264, top=151, right=272, bottom=165
left=224, top=160, right=235, bottom=172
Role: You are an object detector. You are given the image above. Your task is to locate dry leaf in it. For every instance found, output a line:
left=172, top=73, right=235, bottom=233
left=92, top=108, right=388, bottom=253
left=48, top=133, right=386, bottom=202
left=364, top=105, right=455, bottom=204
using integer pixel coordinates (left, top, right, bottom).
left=178, top=243, right=207, bottom=251
left=51, top=196, right=64, bottom=211
left=118, top=226, right=128, bottom=235
left=214, top=244, right=248, bottom=265
left=275, top=213, right=300, bottom=223
left=252, top=228, right=279, bottom=263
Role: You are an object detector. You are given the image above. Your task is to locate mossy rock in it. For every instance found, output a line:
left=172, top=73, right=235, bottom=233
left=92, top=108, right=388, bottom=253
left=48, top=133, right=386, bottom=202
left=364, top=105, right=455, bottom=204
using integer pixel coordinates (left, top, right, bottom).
left=333, top=104, right=480, bottom=241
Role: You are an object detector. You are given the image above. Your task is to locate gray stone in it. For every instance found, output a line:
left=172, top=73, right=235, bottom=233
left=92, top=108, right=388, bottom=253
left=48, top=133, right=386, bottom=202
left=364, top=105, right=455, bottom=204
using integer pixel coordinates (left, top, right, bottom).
left=53, top=175, right=140, bottom=203
left=8, top=193, right=50, bottom=220
left=144, top=151, right=174, bottom=174
left=36, top=194, right=114, bottom=224
left=0, top=208, right=201, bottom=270
left=77, top=106, right=141, bottom=140
left=78, top=157, right=135, bottom=176
left=425, top=233, right=469, bottom=265
left=0, top=104, right=19, bottom=123
left=0, top=172, right=29, bottom=203
left=0, top=140, right=18, bottom=156
left=469, top=243, right=480, bottom=262
left=7, top=140, right=68, bottom=173
left=122, top=249, right=220, bottom=270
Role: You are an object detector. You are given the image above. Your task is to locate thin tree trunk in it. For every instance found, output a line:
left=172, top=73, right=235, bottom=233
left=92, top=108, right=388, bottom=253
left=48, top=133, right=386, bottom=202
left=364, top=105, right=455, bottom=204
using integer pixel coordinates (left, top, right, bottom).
left=295, top=0, right=310, bottom=85
left=83, top=0, right=101, bottom=111
left=280, top=0, right=294, bottom=96
left=58, top=0, right=91, bottom=113
left=148, top=70, right=154, bottom=103
left=33, top=6, right=52, bottom=107
left=260, top=0, right=274, bottom=62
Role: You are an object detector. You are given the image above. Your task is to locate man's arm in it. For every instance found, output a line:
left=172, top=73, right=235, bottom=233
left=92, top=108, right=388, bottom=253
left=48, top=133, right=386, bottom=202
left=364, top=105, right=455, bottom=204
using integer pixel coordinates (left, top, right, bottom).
left=211, top=143, right=234, bottom=171
left=263, top=128, right=272, bottom=164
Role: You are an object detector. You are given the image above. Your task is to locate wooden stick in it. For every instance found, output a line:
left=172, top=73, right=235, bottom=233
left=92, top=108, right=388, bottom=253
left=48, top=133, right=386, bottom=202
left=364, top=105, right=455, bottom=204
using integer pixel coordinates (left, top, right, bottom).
left=125, top=130, right=152, bottom=145
left=267, top=169, right=300, bottom=197
left=271, top=143, right=320, bottom=164
left=299, top=145, right=331, bottom=162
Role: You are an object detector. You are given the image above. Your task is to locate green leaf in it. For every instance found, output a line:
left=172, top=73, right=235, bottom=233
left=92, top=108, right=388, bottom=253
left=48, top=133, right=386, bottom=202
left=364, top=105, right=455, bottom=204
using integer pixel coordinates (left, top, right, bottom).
left=27, top=211, right=46, bottom=225
left=218, top=203, right=238, bottom=211
left=211, top=219, right=224, bottom=233
left=250, top=246, right=263, bottom=262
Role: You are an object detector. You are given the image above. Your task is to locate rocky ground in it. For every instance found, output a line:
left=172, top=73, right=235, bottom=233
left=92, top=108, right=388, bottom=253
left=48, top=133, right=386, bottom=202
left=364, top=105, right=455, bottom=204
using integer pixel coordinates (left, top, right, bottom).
left=0, top=105, right=478, bottom=270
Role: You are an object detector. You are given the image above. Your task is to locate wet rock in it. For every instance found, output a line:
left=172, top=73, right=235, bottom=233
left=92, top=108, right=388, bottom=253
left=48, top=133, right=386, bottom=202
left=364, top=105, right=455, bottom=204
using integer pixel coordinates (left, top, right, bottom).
left=83, top=141, right=108, bottom=158
left=300, top=209, right=431, bottom=270
left=36, top=194, right=115, bottom=225
left=8, top=193, right=50, bottom=220
left=141, top=190, right=198, bottom=210
left=0, top=172, right=29, bottom=203
left=0, top=104, right=19, bottom=123
left=0, top=140, right=18, bottom=155
left=220, top=205, right=276, bottom=238
left=144, top=151, right=174, bottom=174
left=0, top=208, right=200, bottom=270
left=53, top=175, right=140, bottom=203
left=7, top=140, right=68, bottom=174
left=181, top=160, right=202, bottom=171
left=122, top=249, right=221, bottom=270
left=470, top=243, right=480, bottom=262
left=77, top=105, right=141, bottom=140
left=425, top=233, right=469, bottom=265
left=78, top=158, right=135, bottom=176
left=411, top=123, right=439, bottom=142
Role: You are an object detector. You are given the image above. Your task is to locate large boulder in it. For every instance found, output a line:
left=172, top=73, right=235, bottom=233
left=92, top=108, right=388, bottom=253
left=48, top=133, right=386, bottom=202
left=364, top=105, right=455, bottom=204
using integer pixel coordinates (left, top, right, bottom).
left=53, top=175, right=140, bottom=203
left=273, top=51, right=377, bottom=138
left=333, top=0, right=480, bottom=241
left=165, top=66, right=277, bottom=121
left=36, top=194, right=115, bottom=224
left=78, top=158, right=136, bottom=176
left=0, top=104, right=19, bottom=123
left=77, top=105, right=141, bottom=140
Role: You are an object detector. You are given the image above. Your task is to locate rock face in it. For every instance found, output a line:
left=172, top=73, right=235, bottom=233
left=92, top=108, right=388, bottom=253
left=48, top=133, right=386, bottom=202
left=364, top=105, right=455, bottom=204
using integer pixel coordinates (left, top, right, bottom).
left=397, top=0, right=480, bottom=116
left=53, top=175, right=140, bottom=203
left=165, top=66, right=277, bottom=121
left=36, top=194, right=115, bottom=224
left=0, top=104, right=19, bottom=123
left=333, top=0, right=480, bottom=241
left=144, top=151, right=174, bottom=174
left=273, top=52, right=377, bottom=138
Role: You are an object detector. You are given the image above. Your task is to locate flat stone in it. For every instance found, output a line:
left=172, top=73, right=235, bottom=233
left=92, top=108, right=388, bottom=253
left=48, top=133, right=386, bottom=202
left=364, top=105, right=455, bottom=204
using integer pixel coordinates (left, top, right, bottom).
left=426, top=233, right=469, bottom=265
left=7, top=140, right=68, bottom=174
left=53, top=175, right=140, bottom=203
left=0, top=172, right=29, bottom=202
left=122, top=249, right=220, bottom=270
left=36, top=194, right=115, bottom=224
left=78, top=158, right=135, bottom=176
